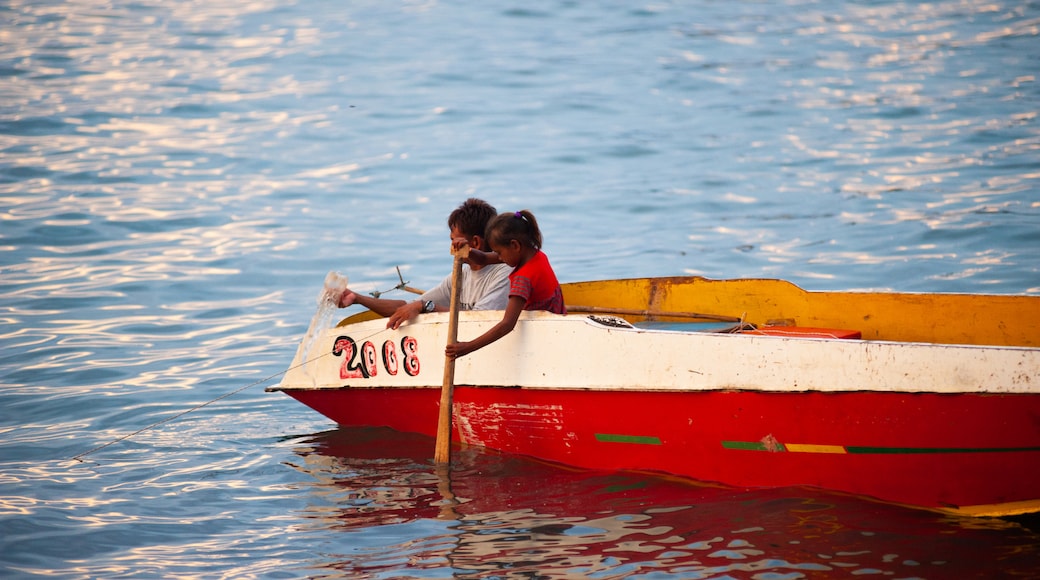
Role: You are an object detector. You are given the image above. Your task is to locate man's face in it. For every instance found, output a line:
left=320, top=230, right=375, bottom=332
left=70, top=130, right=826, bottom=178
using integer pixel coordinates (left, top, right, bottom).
left=450, top=225, right=482, bottom=265
left=449, top=225, right=474, bottom=245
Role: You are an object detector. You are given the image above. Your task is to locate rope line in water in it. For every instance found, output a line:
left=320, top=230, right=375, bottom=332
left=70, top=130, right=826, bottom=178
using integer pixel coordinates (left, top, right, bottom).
left=70, top=323, right=390, bottom=463
left=70, top=350, right=327, bottom=462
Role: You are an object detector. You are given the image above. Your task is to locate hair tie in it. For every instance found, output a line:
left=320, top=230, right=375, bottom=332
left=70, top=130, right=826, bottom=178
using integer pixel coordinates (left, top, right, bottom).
left=514, top=211, right=526, bottom=221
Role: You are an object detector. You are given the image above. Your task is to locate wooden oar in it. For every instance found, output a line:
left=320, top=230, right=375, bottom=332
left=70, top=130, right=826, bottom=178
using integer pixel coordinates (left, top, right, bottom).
left=566, top=305, right=741, bottom=323
left=434, top=245, right=468, bottom=464
left=435, top=462, right=460, bottom=520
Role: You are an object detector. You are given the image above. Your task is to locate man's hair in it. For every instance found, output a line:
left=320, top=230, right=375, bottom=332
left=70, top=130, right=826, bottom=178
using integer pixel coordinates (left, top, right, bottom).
left=448, top=198, right=498, bottom=247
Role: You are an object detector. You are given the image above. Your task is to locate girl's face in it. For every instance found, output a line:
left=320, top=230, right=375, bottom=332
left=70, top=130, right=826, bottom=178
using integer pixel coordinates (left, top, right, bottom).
left=491, top=239, right=523, bottom=267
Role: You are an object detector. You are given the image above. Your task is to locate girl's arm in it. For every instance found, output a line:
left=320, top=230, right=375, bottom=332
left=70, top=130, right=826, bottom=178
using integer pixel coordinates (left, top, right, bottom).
left=445, top=295, right=525, bottom=359
left=452, top=238, right=502, bottom=266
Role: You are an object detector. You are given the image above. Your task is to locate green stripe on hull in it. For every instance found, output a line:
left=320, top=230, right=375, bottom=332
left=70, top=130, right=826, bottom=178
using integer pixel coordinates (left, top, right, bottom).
left=721, top=440, right=786, bottom=452
left=596, top=433, right=662, bottom=445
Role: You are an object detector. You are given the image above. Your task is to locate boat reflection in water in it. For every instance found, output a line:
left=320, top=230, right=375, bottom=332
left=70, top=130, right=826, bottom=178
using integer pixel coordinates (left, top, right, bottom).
left=285, top=427, right=1040, bottom=579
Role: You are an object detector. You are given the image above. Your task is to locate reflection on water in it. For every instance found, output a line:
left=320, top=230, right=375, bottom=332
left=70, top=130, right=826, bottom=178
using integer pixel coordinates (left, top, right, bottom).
left=2, top=0, right=1039, bottom=577
left=290, top=428, right=1040, bottom=579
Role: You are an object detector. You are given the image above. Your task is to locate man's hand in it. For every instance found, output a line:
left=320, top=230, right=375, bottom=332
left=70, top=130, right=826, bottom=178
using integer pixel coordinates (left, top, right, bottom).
left=386, top=300, right=423, bottom=330
left=337, top=290, right=357, bottom=308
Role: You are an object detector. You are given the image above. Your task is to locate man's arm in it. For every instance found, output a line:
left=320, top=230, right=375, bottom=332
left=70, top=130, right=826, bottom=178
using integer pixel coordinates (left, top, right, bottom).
left=385, top=274, right=453, bottom=329
left=339, top=290, right=407, bottom=317
left=419, top=275, right=452, bottom=310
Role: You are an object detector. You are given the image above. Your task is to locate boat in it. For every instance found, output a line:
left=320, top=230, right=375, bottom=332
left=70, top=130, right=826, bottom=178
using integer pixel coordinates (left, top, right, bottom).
left=269, top=276, right=1040, bottom=517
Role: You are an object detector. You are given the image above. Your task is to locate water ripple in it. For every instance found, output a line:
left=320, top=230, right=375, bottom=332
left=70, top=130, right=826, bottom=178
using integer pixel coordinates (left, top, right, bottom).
left=3, top=0, right=1039, bottom=577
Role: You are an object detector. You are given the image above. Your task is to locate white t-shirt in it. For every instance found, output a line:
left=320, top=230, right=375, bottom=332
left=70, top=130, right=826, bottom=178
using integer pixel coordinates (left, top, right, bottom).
left=421, top=263, right=511, bottom=310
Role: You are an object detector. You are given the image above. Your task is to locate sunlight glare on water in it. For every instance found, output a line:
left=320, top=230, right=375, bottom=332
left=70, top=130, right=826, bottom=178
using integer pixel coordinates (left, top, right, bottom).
left=1, top=0, right=1038, bottom=577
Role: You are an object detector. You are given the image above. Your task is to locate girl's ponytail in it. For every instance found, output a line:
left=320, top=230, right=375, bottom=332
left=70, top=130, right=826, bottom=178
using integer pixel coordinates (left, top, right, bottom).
left=488, top=209, right=543, bottom=250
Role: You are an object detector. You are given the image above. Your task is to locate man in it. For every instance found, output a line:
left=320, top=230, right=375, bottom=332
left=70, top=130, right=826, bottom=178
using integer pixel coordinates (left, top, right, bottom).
left=337, top=198, right=512, bottom=330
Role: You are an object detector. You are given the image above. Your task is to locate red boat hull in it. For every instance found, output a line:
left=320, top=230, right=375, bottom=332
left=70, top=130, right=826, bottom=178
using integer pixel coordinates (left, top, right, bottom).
left=285, top=386, right=1040, bottom=514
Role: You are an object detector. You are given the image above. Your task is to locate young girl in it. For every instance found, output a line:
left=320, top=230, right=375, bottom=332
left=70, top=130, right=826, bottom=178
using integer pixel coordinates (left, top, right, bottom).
left=445, top=210, right=565, bottom=359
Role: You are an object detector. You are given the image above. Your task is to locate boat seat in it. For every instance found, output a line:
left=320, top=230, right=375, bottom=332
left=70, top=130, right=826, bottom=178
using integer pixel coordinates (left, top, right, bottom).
left=585, top=316, right=745, bottom=333
left=633, top=321, right=743, bottom=333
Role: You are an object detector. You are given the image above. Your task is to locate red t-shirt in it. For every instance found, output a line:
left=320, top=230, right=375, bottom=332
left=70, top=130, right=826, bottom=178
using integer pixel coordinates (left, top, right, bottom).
left=509, top=250, right=566, bottom=314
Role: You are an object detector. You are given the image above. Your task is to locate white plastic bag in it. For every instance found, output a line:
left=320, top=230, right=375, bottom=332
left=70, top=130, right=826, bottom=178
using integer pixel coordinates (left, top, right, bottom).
left=320, top=271, right=349, bottom=306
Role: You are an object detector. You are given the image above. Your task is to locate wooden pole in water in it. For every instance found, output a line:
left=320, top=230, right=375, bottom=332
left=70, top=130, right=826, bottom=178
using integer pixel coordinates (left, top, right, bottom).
left=434, top=245, right=468, bottom=464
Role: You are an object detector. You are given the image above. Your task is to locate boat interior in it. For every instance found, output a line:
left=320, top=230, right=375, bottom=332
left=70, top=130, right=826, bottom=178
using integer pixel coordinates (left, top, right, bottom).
left=560, top=277, right=1039, bottom=348
left=336, top=277, right=1040, bottom=349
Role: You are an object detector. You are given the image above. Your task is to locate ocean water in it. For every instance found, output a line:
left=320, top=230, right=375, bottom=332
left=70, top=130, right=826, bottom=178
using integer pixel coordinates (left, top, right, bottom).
left=2, top=0, right=1038, bottom=578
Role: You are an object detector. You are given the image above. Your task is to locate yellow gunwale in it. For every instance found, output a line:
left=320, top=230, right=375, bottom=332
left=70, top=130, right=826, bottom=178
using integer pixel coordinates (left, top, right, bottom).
left=559, top=276, right=1040, bottom=347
